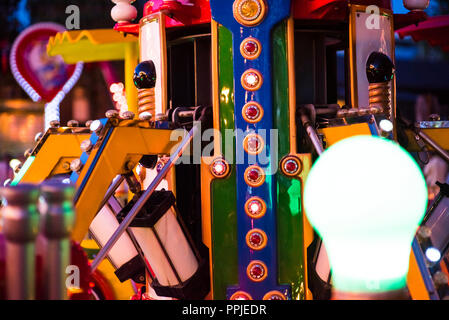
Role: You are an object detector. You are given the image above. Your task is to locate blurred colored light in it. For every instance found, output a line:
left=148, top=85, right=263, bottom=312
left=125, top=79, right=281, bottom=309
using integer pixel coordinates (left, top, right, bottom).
left=425, top=247, right=441, bottom=262
left=304, top=135, right=428, bottom=294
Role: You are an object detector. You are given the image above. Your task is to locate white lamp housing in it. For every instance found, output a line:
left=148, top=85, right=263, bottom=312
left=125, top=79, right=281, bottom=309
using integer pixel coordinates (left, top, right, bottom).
left=403, top=0, right=429, bottom=11
left=111, top=0, right=138, bottom=23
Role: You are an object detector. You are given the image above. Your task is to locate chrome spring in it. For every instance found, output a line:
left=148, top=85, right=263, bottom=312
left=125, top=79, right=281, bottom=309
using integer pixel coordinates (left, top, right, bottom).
left=137, top=88, right=155, bottom=120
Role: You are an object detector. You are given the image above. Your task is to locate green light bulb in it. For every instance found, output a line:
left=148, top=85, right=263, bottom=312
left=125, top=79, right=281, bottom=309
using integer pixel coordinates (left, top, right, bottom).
left=304, top=135, right=428, bottom=297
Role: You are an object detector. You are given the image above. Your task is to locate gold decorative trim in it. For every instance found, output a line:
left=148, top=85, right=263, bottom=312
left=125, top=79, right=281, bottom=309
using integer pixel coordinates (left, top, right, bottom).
left=287, top=16, right=297, bottom=154
left=263, top=290, right=287, bottom=300
left=233, top=0, right=267, bottom=27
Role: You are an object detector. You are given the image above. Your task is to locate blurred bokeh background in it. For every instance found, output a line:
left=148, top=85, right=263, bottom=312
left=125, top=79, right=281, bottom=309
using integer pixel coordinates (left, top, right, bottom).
left=0, top=0, right=448, bottom=185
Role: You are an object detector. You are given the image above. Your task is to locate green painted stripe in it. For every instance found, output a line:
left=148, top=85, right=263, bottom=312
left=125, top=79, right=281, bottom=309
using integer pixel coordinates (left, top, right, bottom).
left=272, top=21, right=307, bottom=300
left=210, top=24, right=238, bottom=300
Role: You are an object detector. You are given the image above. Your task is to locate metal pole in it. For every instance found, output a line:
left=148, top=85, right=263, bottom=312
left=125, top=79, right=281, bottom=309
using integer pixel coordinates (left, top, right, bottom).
left=40, top=182, right=76, bottom=300
left=299, top=109, right=324, bottom=155
left=91, top=125, right=199, bottom=271
left=416, top=130, right=449, bottom=164
left=1, top=184, right=40, bottom=300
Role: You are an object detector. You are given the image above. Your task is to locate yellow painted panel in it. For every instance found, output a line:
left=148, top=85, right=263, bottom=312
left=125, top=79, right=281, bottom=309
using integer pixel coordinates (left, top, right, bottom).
left=404, top=128, right=449, bottom=152
left=320, top=123, right=372, bottom=147
left=20, top=133, right=90, bottom=184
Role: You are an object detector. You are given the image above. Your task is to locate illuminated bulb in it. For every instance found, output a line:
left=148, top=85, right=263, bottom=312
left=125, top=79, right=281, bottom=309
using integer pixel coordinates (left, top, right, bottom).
left=113, top=92, right=122, bottom=102
left=245, top=73, right=258, bottom=86
left=210, top=158, right=229, bottom=178
left=425, top=247, right=441, bottom=263
left=214, top=163, right=225, bottom=175
left=379, top=119, right=393, bottom=137
left=304, top=135, right=428, bottom=299
left=250, top=203, right=260, bottom=213
left=110, top=83, right=120, bottom=93
left=9, top=159, right=21, bottom=171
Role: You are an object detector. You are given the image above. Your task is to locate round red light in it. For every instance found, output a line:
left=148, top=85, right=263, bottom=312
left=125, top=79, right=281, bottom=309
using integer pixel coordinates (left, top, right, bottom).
left=248, top=169, right=259, bottom=182
left=245, top=41, right=257, bottom=53
left=285, top=159, right=298, bottom=173
left=247, top=261, right=267, bottom=282
left=246, top=105, right=259, bottom=118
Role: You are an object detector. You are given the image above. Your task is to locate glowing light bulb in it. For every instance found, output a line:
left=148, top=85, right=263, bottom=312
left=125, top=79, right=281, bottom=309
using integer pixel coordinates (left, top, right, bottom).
left=379, top=119, right=393, bottom=137
left=9, top=159, right=21, bottom=171
left=110, top=83, right=119, bottom=93
left=304, top=135, right=428, bottom=298
left=425, top=247, right=441, bottom=263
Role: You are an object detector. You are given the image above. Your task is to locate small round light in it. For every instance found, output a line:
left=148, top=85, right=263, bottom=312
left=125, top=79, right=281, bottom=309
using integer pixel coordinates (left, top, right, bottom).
left=70, top=159, right=83, bottom=172
left=230, top=291, right=253, bottom=300
left=241, top=69, right=263, bottom=91
left=243, top=133, right=264, bottom=155
left=379, top=119, right=394, bottom=137
left=247, top=260, right=268, bottom=282
left=242, top=102, right=264, bottom=123
left=245, top=197, right=266, bottom=219
left=210, top=158, right=230, bottom=178
left=80, top=140, right=93, bottom=153
left=240, top=37, right=261, bottom=60
left=233, top=0, right=266, bottom=26
left=110, top=83, right=120, bottom=93
left=263, top=291, right=287, bottom=300
left=90, top=120, right=103, bottom=133
left=62, top=178, right=72, bottom=184
left=9, top=159, right=21, bottom=171
left=280, top=155, right=303, bottom=177
left=425, top=247, right=441, bottom=263
left=244, top=165, right=265, bottom=187
left=246, top=228, right=267, bottom=250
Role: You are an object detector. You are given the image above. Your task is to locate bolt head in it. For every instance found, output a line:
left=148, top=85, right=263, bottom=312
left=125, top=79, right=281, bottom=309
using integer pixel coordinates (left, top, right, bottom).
left=80, top=140, right=93, bottom=153
left=106, top=110, right=119, bottom=119
left=139, top=111, right=153, bottom=121
left=70, top=159, right=82, bottom=172
left=50, top=120, right=60, bottom=128
left=121, top=111, right=135, bottom=120
left=67, top=120, right=80, bottom=127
